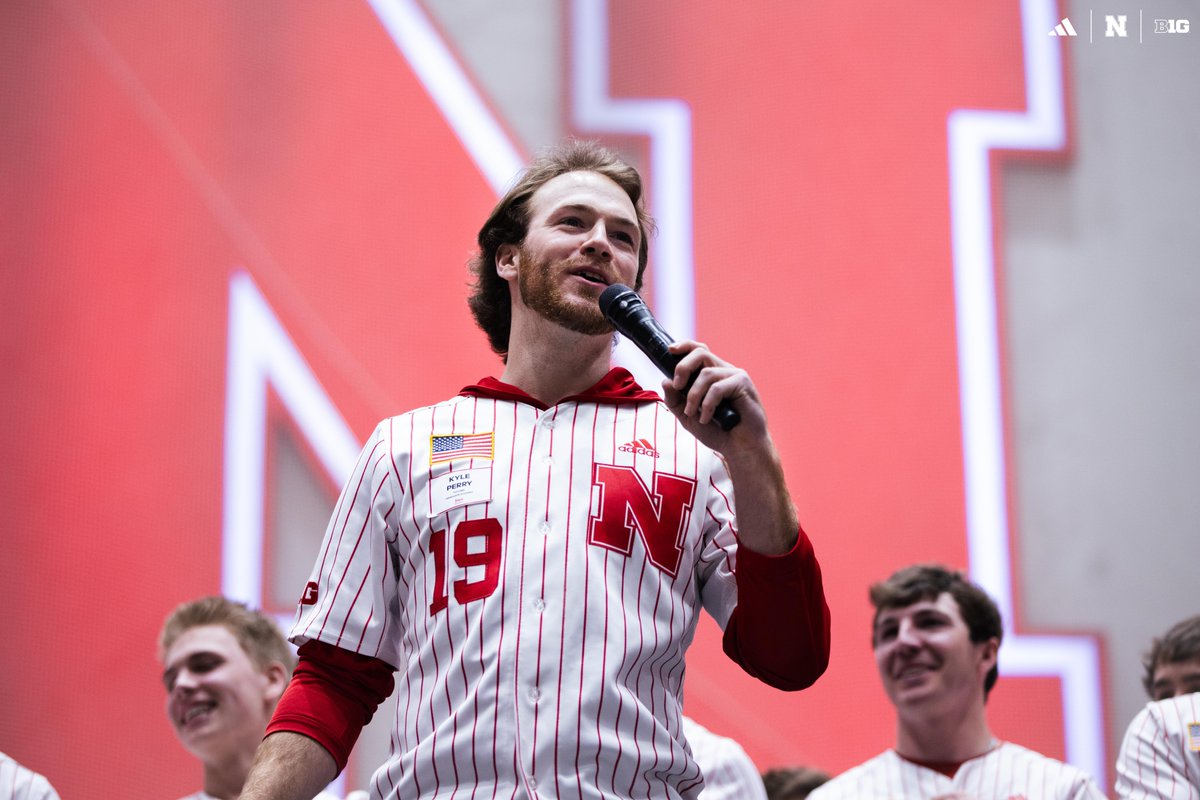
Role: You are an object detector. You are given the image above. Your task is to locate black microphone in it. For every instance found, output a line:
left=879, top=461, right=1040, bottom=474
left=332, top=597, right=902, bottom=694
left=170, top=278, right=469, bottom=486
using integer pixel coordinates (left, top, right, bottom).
left=599, top=284, right=741, bottom=431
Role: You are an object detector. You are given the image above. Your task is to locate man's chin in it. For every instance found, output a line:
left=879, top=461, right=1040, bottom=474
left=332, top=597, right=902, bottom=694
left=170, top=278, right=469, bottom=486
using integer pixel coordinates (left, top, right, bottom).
left=539, top=304, right=613, bottom=337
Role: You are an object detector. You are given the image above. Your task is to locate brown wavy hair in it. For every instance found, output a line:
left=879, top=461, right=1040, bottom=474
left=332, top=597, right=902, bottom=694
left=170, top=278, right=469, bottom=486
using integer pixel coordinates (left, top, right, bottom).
left=467, top=139, right=655, bottom=360
left=1141, top=614, right=1200, bottom=698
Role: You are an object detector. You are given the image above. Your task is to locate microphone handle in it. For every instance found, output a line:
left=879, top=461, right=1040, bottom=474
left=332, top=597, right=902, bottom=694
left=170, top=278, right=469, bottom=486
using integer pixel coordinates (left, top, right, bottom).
left=628, top=317, right=740, bottom=431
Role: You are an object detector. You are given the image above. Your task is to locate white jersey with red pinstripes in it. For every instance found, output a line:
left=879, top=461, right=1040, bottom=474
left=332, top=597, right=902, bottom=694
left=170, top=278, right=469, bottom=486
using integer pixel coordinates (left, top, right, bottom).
left=1116, top=692, right=1200, bottom=800
left=681, top=716, right=768, bottom=800
left=290, top=369, right=755, bottom=800
left=0, top=752, right=60, bottom=800
left=808, top=742, right=1106, bottom=800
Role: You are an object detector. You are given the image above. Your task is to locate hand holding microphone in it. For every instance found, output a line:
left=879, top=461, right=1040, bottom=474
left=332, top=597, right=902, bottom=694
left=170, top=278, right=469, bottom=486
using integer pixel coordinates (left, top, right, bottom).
left=599, top=284, right=741, bottom=431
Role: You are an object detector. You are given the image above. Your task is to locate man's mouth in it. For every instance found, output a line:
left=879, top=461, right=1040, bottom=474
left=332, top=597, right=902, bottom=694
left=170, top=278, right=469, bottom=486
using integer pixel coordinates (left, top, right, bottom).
left=894, top=662, right=935, bottom=680
left=572, top=268, right=609, bottom=286
left=180, top=701, right=216, bottom=726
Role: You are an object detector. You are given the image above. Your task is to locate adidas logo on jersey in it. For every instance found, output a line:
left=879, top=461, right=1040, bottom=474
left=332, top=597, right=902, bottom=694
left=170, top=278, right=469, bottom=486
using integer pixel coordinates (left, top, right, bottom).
left=618, top=438, right=660, bottom=458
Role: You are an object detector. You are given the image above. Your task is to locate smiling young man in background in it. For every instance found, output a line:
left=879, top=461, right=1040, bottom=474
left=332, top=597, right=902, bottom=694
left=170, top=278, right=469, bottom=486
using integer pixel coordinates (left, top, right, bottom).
left=809, top=564, right=1105, bottom=800
left=158, top=596, right=341, bottom=800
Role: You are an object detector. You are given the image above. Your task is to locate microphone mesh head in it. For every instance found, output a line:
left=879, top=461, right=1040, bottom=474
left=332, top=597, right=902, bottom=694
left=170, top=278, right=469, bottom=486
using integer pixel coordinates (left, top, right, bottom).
left=599, top=283, right=635, bottom=320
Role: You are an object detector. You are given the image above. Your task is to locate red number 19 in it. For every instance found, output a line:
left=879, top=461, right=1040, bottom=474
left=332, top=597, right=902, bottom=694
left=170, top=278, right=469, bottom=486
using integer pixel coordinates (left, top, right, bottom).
left=428, top=518, right=503, bottom=614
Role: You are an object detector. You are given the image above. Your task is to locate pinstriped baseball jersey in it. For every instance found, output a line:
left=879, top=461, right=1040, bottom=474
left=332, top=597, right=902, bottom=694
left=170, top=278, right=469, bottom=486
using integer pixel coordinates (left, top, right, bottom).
left=1116, top=692, right=1200, bottom=800
left=808, top=743, right=1106, bottom=800
left=681, top=717, right=768, bottom=800
left=0, top=752, right=60, bottom=800
left=290, top=369, right=761, bottom=800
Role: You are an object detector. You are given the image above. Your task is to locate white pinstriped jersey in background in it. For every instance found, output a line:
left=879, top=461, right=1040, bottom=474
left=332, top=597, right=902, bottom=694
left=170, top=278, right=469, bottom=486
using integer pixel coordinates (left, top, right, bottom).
left=175, top=792, right=342, bottom=800
left=0, top=752, right=60, bottom=800
left=1116, top=692, right=1200, bottom=800
left=807, top=742, right=1106, bottom=800
left=681, top=716, right=768, bottom=800
left=291, top=373, right=755, bottom=799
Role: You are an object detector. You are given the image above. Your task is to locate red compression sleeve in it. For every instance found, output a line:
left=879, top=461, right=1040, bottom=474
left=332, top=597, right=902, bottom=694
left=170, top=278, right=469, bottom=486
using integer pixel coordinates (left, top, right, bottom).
left=266, top=640, right=396, bottom=772
left=722, top=526, right=831, bottom=690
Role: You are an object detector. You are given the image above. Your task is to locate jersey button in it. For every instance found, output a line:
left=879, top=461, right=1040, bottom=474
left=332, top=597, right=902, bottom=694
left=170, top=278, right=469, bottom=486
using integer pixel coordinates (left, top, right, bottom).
left=533, top=598, right=546, bottom=612
left=528, top=687, right=541, bottom=702
left=538, top=521, right=551, bottom=535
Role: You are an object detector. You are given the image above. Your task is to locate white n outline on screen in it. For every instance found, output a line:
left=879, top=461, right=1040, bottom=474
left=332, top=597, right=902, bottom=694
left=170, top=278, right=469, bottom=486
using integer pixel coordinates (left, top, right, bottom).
left=949, top=0, right=1106, bottom=786
left=221, top=271, right=360, bottom=611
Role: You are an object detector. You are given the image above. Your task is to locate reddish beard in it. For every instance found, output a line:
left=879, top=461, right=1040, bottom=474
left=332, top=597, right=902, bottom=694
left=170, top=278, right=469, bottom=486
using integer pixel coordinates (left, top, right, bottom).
left=516, top=247, right=615, bottom=336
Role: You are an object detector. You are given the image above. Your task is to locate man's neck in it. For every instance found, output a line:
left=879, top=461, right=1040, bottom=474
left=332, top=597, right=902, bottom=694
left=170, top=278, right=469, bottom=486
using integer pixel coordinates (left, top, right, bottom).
left=893, top=705, right=995, bottom=765
left=202, top=756, right=252, bottom=800
left=501, top=319, right=616, bottom=406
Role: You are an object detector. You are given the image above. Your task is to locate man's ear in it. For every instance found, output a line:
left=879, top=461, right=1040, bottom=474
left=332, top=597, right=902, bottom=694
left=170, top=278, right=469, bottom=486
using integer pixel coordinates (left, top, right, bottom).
left=496, top=243, right=519, bottom=282
left=262, top=661, right=290, bottom=707
left=978, top=637, right=1000, bottom=673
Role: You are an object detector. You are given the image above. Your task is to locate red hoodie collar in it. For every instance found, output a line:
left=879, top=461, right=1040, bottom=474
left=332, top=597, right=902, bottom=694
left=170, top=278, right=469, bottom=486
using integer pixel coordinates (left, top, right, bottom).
left=459, top=368, right=660, bottom=410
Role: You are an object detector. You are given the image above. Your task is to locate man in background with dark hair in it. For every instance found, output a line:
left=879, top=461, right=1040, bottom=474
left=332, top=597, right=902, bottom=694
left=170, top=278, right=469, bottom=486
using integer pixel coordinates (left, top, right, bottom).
left=1113, top=614, right=1200, bottom=799
left=809, top=564, right=1104, bottom=800
left=239, top=139, right=830, bottom=799
left=1114, top=690, right=1200, bottom=800
left=159, top=596, right=341, bottom=800
left=1141, top=614, right=1200, bottom=701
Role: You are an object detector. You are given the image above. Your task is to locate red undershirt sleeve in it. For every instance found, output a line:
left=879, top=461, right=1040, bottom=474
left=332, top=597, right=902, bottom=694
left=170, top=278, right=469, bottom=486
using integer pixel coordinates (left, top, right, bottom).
left=722, top=525, right=831, bottom=690
left=266, top=640, right=396, bottom=773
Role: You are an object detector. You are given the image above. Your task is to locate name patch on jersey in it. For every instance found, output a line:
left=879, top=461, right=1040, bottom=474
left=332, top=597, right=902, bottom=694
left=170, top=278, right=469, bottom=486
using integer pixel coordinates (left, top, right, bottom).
left=430, top=432, right=494, bottom=465
left=1188, top=721, right=1200, bottom=752
left=431, top=467, right=492, bottom=515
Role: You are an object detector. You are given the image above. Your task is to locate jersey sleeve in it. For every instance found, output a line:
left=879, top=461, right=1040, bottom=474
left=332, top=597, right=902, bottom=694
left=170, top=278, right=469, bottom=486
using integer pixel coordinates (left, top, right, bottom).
left=694, top=454, right=831, bottom=691
left=1116, top=698, right=1200, bottom=800
left=266, top=640, right=395, bottom=773
left=288, top=419, right=407, bottom=668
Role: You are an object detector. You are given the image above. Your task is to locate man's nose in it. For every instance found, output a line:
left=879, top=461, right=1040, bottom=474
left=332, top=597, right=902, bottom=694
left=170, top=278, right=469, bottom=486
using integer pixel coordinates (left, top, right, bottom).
left=894, top=620, right=921, bottom=649
left=172, top=668, right=200, bottom=693
left=580, top=224, right=612, bottom=259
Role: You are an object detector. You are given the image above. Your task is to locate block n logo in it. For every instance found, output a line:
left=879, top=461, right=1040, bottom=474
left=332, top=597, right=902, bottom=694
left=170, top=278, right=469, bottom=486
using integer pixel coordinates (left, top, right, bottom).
left=1105, top=14, right=1129, bottom=37
left=588, top=464, right=697, bottom=576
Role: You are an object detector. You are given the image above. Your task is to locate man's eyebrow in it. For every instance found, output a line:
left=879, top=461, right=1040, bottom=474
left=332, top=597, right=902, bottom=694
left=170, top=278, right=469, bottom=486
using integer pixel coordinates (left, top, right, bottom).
left=556, top=203, right=638, bottom=231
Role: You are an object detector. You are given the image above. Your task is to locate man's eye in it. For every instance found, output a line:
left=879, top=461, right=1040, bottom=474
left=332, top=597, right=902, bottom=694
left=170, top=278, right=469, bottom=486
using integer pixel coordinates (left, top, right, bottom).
left=613, top=231, right=635, bottom=245
left=559, top=216, right=583, bottom=227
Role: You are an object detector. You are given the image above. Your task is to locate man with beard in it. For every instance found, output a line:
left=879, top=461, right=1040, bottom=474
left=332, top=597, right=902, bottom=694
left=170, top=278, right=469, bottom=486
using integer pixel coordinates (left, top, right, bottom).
left=240, top=139, right=831, bottom=800
left=159, top=596, right=341, bottom=800
left=809, top=565, right=1105, bottom=800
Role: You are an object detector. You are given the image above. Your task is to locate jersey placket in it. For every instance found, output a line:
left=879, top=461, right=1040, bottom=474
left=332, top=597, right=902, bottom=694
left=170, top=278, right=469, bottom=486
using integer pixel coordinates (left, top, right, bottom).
left=511, top=405, right=564, bottom=795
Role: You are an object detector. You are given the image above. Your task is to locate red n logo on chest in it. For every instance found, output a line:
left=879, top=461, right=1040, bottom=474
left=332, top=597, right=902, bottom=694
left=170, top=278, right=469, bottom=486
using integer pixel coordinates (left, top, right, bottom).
left=588, top=464, right=698, bottom=577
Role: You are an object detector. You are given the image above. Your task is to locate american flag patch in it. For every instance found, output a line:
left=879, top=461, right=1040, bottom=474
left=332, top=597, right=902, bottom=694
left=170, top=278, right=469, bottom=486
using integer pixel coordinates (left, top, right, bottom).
left=1188, top=721, right=1200, bottom=752
left=430, top=432, right=494, bottom=464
